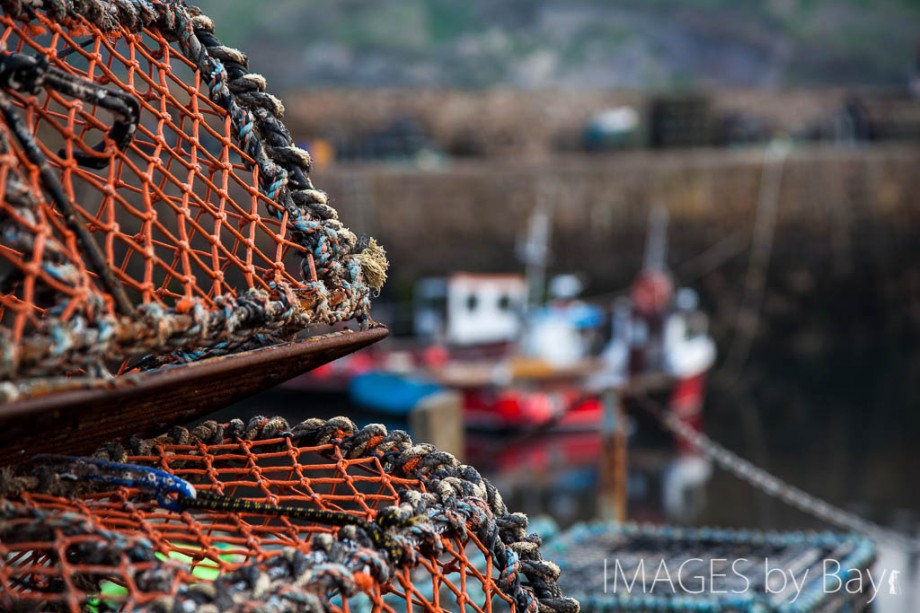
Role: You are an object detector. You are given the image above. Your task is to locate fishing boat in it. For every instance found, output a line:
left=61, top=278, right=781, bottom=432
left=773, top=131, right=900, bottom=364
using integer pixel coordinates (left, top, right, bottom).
left=329, top=207, right=716, bottom=444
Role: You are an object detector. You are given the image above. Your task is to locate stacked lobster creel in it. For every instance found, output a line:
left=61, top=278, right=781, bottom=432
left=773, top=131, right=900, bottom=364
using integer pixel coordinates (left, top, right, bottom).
left=0, top=0, right=387, bottom=389
left=0, top=415, right=579, bottom=612
left=0, top=2, right=580, bottom=611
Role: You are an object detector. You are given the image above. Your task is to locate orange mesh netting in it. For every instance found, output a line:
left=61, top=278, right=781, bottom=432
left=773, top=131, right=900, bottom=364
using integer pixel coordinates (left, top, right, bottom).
left=0, top=0, right=387, bottom=385
left=0, top=4, right=581, bottom=610
left=0, top=416, right=579, bottom=612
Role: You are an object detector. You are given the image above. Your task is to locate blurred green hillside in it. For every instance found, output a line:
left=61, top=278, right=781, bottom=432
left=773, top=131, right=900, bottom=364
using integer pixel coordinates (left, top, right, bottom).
left=192, top=0, right=920, bottom=90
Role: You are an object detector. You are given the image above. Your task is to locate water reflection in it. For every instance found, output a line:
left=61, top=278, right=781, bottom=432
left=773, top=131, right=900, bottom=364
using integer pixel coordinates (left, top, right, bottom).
left=216, top=366, right=920, bottom=610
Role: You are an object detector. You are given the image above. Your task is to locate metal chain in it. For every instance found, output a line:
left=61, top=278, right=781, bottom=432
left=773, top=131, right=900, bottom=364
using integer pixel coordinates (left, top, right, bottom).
left=634, top=395, right=920, bottom=553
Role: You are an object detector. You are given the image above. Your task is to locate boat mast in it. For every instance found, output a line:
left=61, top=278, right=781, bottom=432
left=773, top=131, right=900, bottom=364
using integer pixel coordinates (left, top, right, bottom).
left=518, top=186, right=555, bottom=317
left=643, top=205, right=670, bottom=272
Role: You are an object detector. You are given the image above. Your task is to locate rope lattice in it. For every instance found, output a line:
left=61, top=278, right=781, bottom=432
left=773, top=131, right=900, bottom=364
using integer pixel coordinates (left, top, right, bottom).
left=0, top=0, right=387, bottom=381
left=551, top=522, right=876, bottom=612
left=0, top=416, right=579, bottom=612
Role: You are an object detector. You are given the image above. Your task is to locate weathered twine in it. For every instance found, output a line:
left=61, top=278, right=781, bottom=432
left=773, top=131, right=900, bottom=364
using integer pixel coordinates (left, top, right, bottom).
left=0, top=0, right=388, bottom=379
left=0, top=415, right=580, bottom=612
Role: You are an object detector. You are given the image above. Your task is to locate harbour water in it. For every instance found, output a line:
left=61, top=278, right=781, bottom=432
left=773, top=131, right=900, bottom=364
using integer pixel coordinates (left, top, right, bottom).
left=222, top=353, right=919, bottom=610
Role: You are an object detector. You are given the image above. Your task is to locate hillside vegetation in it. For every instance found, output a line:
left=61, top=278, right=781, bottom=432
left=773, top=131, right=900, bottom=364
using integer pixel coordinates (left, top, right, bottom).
left=193, top=0, right=920, bottom=91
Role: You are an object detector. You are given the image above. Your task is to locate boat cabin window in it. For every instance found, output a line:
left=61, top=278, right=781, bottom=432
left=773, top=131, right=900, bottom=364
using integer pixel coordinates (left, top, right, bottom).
left=441, top=274, right=527, bottom=345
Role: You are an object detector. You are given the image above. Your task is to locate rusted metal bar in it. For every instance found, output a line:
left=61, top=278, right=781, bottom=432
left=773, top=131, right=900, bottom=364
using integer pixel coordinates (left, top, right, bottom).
left=0, top=327, right=387, bottom=465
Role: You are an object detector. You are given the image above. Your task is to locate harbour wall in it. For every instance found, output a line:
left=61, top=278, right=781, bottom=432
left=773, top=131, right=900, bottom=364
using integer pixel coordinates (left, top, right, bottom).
left=317, top=144, right=920, bottom=299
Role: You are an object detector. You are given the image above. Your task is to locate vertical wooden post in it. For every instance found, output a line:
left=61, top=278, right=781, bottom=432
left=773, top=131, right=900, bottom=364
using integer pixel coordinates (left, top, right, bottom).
left=411, top=391, right=465, bottom=462
left=598, top=387, right=627, bottom=522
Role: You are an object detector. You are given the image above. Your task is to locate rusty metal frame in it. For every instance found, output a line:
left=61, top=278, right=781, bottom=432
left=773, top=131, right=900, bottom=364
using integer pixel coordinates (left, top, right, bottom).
left=0, top=327, right=387, bottom=464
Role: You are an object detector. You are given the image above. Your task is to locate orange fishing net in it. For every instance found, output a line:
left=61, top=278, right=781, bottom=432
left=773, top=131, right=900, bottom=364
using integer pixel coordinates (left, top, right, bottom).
left=0, top=416, right=578, bottom=612
left=0, top=4, right=577, bottom=611
left=0, top=0, right=387, bottom=385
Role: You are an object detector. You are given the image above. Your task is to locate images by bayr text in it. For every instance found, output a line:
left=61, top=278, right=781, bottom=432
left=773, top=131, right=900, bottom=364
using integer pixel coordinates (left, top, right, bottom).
left=603, top=558, right=898, bottom=604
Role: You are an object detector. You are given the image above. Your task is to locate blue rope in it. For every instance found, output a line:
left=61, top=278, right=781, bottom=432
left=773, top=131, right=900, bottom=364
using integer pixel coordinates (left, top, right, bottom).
left=33, top=454, right=196, bottom=511
left=31, top=455, right=417, bottom=562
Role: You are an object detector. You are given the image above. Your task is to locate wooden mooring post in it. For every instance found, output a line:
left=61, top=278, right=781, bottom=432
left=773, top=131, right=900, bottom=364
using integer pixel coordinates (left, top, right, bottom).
left=410, top=391, right=465, bottom=462
left=598, top=387, right=628, bottom=522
